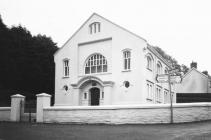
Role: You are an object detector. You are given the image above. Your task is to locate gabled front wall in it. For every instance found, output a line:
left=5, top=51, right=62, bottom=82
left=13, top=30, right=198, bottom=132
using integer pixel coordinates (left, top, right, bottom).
left=54, top=14, right=147, bottom=105
left=54, top=14, right=176, bottom=106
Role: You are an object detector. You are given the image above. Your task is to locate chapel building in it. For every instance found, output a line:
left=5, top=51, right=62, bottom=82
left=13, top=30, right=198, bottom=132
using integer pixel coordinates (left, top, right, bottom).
left=54, top=13, right=176, bottom=106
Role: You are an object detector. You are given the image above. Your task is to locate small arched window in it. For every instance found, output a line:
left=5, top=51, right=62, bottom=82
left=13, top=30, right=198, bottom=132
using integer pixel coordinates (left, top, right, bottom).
left=89, top=22, right=101, bottom=34
left=164, top=67, right=168, bottom=74
left=147, top=55, right=153, bottom=70
left=123, top=50, right=131, bottom=70
left=157, top=61, right=162, bottom=74
left=85, top=54, right=107, bottom=74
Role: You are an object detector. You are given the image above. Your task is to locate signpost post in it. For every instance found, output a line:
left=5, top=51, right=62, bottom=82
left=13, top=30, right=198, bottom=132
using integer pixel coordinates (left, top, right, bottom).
left=156, top=67, right=182, bottom=124
left=168, top=74, right=173, bottom=124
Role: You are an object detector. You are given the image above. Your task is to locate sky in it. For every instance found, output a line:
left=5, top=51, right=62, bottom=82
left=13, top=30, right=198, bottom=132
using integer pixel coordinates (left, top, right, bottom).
left=1, top=0, right=211, bottom=72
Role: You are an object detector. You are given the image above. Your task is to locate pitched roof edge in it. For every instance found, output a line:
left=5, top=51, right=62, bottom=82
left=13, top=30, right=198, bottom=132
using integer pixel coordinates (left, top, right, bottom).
left=54, top=13, right=148, bottom=56
left=54, top=13, right=96, bottom=56
left=147, top=44, right=172, bottom=68
left=182, top=67, right=209, bottom=79
left=54, top=12, right=173, bottom=70
left=93, top=13, right=147, bottom=42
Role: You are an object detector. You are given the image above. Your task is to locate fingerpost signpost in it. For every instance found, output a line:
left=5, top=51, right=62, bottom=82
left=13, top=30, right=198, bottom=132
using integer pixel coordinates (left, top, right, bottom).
left=156, top=66, right=182, bottom=124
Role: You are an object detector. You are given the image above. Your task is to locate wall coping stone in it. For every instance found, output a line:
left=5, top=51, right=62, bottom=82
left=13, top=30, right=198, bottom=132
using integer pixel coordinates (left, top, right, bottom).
left=11, top=94, right=25, bottom=98
left=44, top=103, right=211, bottom=111
left=0, top=107, right=11, bottom=110
left=36, top=93, right=52, bottom=97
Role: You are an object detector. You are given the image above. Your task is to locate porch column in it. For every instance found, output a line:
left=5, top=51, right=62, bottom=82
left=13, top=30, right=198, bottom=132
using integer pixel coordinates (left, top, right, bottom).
left=36, top=93, right=51, bottom=123
left=73, top=88, right=80, bottom=106
left=103, top=86, right=112, bottom=105
left=10, top=94, right=25, bottom=122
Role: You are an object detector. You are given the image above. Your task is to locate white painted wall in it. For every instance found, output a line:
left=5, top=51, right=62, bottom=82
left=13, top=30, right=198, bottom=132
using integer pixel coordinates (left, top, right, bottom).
left=43, top=103, right=211, bottom=124
left=143, top=48, right=176, bottom=104
left=54, top=13, right=176, bottom=106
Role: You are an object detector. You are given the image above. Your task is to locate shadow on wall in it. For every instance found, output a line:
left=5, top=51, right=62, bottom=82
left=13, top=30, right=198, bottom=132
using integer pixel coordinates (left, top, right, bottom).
left=177, top=93, right=211, bottom=103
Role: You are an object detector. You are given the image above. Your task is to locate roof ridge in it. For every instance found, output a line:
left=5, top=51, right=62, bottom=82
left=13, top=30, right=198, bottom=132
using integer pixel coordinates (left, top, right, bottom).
left=183, top=67, right=209, bottom=78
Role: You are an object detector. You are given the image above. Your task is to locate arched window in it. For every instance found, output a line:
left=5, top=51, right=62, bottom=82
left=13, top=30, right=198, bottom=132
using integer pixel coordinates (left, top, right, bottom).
left=89, top=22, right=101, bottom=34
left=147, top=56, right=153, bottom=70
left=157, top=61, right=162, bottom=74
left=85, top=54, right=107, bottom=74
left=123, top=50, right=131, bottom=70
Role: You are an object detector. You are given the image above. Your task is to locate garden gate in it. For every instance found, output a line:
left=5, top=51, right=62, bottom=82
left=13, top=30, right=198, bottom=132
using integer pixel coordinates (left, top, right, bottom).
left=20, top=99, right=36, bottom=122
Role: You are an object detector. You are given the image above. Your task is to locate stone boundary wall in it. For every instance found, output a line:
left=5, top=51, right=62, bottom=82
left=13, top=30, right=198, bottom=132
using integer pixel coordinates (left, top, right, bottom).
left=0, top=107, right=11, bottom=121
left=43, top=103, right=211, bottom=124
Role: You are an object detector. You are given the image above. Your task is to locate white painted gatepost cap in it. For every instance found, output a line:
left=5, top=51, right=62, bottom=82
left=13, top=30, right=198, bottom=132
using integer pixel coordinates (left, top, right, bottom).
left=36, top=93, right=51, bottom=97
left=11, top=94, right=25, bottom=98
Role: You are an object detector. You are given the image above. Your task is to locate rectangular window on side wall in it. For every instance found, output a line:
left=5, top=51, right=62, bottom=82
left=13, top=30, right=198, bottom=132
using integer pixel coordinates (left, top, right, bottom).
left=63, top=59, right=69, bottom=77
left=164, top=90, right=168, bottom=104
left=84, top=93, right=87, bottom=99
left=123, top=50, right=131, bottom=71
left=209, top=81, right=211, bottom=88
left=155, top=86, right=162, bottom=103
left=101, top=92, right=104, bottom=99
left=146, top=81, right=153, bottom=102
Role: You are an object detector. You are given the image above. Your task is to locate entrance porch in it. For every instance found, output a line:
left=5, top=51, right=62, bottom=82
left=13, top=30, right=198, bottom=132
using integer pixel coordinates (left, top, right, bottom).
left=71, top=76, right=114, bottom=106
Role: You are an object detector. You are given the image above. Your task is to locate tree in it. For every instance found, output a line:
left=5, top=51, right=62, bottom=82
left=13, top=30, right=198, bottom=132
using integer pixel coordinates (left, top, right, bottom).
left=153, top=46, right=189, bottom=74
left=202, top=70, right=209, bottom=76
left=153, top=46, right=178, bottom=65
left=0, top=14, right=58, bottom=106
left=181, top=64, right=189, bottom=74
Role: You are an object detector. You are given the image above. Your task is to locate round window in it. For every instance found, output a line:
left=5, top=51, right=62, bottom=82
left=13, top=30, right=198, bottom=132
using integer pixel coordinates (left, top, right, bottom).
left=63, top=85, right=68, bottom=91
left=124, top=81, right=130, bottom=88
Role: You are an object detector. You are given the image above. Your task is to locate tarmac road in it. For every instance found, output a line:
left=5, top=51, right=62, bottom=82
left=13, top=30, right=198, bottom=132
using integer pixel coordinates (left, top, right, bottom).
left=1, top=121, right=211, bottom=140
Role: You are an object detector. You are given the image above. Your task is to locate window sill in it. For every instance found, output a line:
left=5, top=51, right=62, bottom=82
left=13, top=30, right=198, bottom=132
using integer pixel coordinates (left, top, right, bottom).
left=78, top=72, right=112, bottom=77
left=147, top=68, right=152, bottom=71
left=122, top=70, right=131, bottom=72
left=62, top=76, right=69, bottom=79
left=146, top=98, right=152, bottom=101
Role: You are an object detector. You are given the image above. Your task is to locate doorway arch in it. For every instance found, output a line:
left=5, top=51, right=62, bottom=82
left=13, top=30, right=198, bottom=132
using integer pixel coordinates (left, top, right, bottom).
left=89, top=87, right=100, bottom=106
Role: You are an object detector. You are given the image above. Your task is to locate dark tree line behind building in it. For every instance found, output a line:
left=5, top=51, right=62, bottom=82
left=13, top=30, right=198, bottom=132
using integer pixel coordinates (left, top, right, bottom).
left=0, top=15, right=58, bottom=106
left=153, top=46, right=189, bottom=74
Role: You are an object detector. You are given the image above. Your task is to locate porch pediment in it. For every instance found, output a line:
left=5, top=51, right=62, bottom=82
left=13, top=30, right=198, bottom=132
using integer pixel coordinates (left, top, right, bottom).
left=71, top=76, right=114, bottom=88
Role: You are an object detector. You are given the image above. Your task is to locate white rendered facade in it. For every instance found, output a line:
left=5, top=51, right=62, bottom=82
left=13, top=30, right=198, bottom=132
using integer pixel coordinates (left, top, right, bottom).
left=54, top=13, right=176, bottom=106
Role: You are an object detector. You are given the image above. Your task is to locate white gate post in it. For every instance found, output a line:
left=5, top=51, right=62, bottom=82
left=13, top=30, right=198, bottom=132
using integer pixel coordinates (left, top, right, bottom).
left=10, top=94, right=25, bottom=122
left=36, top=93, right=51, bottom=122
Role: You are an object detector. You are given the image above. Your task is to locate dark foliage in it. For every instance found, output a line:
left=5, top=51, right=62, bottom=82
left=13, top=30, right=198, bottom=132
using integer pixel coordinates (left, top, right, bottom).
left=0, top=15, right=58, bottom=106
left=153, top=46, right=189, bottom=74
left=202, top=70, right=209, bottom=76
left=153, top=46, right=178, bottom=65
left=181, top=64, right=189, bottom=74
